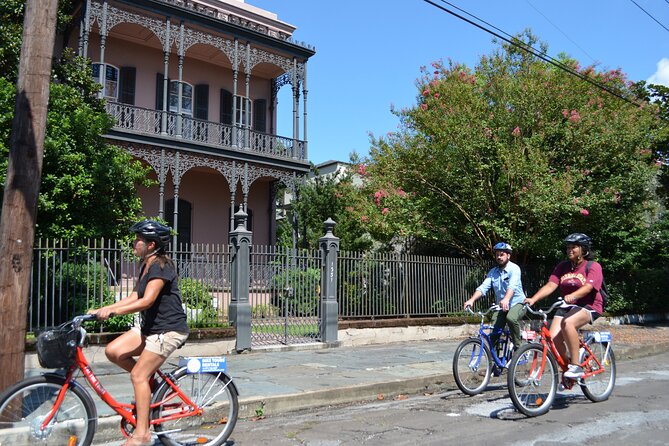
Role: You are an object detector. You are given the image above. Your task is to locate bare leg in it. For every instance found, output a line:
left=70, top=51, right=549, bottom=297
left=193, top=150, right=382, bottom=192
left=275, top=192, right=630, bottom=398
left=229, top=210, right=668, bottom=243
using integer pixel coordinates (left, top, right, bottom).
left=549, top=316, right=569, bottom=364
left=105, top=329, right=144, bottom=372
left=561, top=309, right=591, bottom=365
left=126, top=349, right=167, bottom=445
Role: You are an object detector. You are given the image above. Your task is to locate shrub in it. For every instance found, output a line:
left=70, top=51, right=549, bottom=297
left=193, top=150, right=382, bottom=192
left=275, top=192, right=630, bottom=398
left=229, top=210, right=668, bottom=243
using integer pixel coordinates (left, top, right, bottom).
left=180, top=278, right=219, bottom=327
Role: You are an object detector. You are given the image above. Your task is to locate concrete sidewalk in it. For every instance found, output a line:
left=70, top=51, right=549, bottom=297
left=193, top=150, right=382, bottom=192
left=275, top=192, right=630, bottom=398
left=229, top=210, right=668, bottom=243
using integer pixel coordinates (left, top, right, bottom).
left=21, top=322, right=669, bottom=445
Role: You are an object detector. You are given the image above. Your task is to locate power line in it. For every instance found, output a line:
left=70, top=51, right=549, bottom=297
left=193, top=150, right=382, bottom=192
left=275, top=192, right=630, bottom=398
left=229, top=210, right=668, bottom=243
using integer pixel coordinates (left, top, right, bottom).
left=524, top=0, right=597, bottom=63
left=628, top=0, right=669, bottom=33
left=423, top=0, right=643, bottom=108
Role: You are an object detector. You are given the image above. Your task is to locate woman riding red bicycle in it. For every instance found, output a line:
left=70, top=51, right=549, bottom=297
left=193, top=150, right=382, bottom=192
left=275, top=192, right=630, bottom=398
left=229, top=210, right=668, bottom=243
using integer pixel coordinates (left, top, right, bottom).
left=523, top=232, right=605, bottom=380
left=89, top=219, right=189, bottom=446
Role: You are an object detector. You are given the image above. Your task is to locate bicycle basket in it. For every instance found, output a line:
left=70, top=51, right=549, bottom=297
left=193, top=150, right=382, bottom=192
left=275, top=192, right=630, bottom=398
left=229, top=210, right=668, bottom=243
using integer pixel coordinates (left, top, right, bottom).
left=36, top=323, right=80, bottom=369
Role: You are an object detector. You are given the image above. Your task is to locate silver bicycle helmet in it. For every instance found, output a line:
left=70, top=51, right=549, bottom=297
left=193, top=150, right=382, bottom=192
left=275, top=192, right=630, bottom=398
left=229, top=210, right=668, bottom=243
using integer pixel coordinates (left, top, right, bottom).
left=130, top=219, right=171, bottom=251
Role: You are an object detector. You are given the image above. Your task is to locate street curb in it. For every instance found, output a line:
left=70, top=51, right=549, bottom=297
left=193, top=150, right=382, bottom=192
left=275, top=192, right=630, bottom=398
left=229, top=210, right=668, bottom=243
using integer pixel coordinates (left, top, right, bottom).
left=615, top=341, right=669, bottom=360
left=237, top=372, right=456, bottom=419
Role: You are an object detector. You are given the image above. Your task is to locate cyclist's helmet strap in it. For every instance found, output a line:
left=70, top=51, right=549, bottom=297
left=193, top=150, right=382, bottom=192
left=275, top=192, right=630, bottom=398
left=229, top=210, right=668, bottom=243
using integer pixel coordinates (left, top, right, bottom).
left=130, top=219, right=172, bottom=251
left=493, top=242, right=512, bottom=253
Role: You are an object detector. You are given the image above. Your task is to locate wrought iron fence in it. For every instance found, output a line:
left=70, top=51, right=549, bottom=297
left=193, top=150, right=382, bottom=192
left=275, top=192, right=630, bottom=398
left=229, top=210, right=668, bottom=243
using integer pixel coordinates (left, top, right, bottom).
left=28, top=238, right=543, bottom=336
left=337, top=251, right=488, bottom=319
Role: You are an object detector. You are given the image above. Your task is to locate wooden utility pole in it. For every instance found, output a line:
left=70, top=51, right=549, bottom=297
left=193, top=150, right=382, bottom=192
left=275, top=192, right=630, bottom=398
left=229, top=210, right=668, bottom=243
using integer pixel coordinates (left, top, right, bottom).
left=0, top=0, right=59, bottom=393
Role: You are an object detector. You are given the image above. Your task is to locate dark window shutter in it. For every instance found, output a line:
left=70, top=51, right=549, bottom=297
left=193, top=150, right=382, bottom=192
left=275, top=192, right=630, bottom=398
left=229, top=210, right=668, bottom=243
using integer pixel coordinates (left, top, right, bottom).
left=253, top=99, right=267, bottom=132
left=119, top=67, right=136, bottom=105
left=220, top=89, right=233, bottom=125
left=194, top=84, right=209, bottom=120
left=156, top=73, right=164, bottom=110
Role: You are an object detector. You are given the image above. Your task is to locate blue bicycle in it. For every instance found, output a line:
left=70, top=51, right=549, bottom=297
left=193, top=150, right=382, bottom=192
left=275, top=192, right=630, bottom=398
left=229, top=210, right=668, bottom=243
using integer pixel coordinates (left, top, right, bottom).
left=453, top=305, right=531, bottom=395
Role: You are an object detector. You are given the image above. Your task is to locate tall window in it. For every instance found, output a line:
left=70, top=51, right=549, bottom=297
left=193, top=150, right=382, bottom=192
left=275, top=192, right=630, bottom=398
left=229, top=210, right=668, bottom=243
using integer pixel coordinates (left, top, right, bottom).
left=253, top=99, right=267, bottom=132
left=165, top=199, right=192, bottom=248
left=235, top=95, right=249, bottom=126
left=92, top=63, right=118, bottom=100
left=169, top=81, right=193, bottom=115
left=220, top=89, right=233, bottom=125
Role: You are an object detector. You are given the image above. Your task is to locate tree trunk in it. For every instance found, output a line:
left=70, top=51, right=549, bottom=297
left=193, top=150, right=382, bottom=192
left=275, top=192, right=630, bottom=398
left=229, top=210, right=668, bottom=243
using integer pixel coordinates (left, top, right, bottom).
left=0, top=0, right=59, bottom=393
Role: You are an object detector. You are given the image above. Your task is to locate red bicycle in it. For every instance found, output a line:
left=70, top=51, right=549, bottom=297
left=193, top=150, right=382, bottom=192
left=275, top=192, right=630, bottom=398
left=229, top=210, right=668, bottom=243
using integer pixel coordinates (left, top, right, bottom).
left=0, top=315, right=239, bottom=446
left=507, top=300, right=616, bottom=416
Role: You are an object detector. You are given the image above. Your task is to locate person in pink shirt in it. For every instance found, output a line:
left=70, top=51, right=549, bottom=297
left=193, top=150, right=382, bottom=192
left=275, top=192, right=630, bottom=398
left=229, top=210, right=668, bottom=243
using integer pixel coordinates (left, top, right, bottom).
left=524, top=233, right=605, bottom=379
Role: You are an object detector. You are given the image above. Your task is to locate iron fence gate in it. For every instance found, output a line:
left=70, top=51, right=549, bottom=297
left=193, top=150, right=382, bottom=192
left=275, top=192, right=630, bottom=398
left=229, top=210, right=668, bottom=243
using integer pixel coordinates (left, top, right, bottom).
left=249, top=245, right=322, bottom=346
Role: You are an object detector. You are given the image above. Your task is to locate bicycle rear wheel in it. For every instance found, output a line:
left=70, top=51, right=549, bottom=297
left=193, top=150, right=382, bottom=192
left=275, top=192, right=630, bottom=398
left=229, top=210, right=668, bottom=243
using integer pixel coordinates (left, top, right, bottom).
left=453, top=338, right=492, bottom=395
left=507, top=343, right=558, bottom=417
left=0, top=375, right=97, bottom=446
left=580, top=339, right=616, bottom=402
left=152, top=368, right=239, bottom=446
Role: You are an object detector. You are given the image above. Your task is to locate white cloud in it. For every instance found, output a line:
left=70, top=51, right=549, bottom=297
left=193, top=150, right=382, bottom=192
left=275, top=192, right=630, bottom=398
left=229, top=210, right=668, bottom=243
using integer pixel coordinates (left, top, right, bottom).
left=647, top=58, right=669, bottom=86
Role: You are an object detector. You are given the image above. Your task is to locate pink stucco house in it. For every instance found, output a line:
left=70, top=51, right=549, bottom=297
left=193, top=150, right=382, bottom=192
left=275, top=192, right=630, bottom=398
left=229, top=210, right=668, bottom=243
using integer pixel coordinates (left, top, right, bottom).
left=65, top=0, right=314, bottom=246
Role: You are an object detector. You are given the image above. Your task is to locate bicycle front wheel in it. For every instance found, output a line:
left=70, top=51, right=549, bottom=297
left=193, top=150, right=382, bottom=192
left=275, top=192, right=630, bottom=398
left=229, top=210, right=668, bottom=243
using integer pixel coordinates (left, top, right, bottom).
left=0, top=375, right=97, bottom=446
left=153, top=368, right=239, bottom=446
left=507, top=343, right=558, bottom=417
left=580, top=339, right=616, bottom=402
left=453, top=338, right=492, bottom=395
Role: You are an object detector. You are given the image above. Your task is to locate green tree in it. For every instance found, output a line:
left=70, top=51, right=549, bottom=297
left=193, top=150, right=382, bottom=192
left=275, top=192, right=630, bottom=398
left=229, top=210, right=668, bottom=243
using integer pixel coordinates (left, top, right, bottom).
left=365, top=32, right=664, bottom=268
left=0, top=50, right=153, bottom=239
left=279, top=165, right=373, bottom=251
left=0, top=0, right=74, bottom=82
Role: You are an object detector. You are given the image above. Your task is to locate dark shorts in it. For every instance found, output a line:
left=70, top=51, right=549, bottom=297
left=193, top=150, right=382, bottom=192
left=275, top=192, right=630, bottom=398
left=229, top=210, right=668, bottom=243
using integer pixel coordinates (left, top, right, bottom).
left=554, top=304, right=601, bottom=323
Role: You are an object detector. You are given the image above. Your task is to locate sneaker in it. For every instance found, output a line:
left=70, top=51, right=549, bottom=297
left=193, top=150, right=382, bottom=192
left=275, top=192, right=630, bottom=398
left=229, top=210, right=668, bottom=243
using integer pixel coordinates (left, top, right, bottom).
left=563, top=364, right=584, bottom=379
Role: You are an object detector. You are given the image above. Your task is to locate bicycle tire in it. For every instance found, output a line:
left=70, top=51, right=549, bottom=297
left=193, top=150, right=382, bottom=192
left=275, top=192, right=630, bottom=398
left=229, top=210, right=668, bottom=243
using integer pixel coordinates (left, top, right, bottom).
left=507, top=343, right=558, bottom=417
left=152, top=367, right=239, bottom=446
left=453, top=338, right=492, bottom=395
left=0, top=374, right=97, bottom=446
left=580, top=339, right=616, bottom=402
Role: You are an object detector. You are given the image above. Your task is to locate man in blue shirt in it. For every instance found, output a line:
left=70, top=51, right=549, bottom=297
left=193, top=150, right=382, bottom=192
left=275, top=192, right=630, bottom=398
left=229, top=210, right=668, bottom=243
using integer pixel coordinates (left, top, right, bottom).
left=464, top=242, right=527, bottom=349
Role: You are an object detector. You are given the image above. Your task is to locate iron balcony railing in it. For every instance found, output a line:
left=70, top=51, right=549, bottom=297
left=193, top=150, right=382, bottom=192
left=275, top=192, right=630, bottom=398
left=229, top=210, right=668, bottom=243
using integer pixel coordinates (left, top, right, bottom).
left=106, top=102, right=306, bottom=161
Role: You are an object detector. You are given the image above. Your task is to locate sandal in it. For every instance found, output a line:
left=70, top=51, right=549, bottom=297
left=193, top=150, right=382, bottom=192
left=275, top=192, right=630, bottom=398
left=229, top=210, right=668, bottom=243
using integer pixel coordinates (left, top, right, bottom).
left=122, top=435, right=154, bottom=446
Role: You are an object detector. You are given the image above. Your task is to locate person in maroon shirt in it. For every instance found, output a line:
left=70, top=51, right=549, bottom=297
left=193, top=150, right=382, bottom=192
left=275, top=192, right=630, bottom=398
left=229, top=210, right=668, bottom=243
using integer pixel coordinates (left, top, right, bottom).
left=524, top=233, right=605, bottom=379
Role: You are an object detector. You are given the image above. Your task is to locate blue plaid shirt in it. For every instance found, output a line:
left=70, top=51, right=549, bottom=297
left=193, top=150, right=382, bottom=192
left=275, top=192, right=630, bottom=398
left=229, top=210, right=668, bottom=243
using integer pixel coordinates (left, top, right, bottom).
left=476, top=260, right=526, bottom=306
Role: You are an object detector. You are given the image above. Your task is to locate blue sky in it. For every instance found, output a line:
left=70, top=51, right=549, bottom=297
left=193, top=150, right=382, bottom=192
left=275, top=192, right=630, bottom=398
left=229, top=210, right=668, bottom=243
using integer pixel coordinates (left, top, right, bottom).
left=249, top=0, right=669, bottom=165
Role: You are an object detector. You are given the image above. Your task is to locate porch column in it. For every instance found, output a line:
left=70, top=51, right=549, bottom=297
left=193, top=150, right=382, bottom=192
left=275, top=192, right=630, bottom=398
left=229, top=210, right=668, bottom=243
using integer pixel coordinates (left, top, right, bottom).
left=97, top=1, right=108, bottom=94
left=242, top=162, right=249, bottom=212
left=176, top=22, right=185, bottom=138
left=79, top=0, right=91, bottom=57
left=161, top=18, right=171, bottom=135
left=319, top=218, right=339, bottom=343
left=158, top=148, right=166, bottom=219
left=292, top=57, right=298, bottom=153
left=229, top=210, right=252, bottom=351
left=171, top=152, right=180, bottom=251
left=302, top=61, right=308, bottom=160
left=232, top=39, right=239, bottom=147
left=244, top=42, right=251, bottom=149
left=229, top=161, right=237, bottom=231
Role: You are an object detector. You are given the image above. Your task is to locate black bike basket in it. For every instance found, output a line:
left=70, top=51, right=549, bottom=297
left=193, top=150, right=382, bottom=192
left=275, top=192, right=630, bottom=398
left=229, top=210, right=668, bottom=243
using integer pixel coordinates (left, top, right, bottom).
left=36, top=323, right=80, bottom=369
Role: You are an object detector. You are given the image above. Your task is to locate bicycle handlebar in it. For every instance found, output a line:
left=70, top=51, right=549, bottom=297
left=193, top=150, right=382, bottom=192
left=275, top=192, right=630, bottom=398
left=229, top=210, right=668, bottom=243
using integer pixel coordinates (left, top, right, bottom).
left=465, top=304, right=501, bottom=318
left=523, top=299, right=565, bottom=321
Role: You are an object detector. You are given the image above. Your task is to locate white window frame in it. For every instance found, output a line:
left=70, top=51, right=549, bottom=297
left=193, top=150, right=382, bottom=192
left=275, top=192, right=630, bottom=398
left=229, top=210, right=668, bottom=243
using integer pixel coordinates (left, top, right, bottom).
left=92, top=62, right=119, bottom=101
left=169, top=81, right=193, bottom=116
left=235, top=95, right=250, bottom=126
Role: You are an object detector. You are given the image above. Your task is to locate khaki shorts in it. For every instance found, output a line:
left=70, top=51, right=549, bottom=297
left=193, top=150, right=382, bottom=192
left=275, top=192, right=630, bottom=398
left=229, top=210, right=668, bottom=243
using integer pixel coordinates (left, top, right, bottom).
left=132, top=327, right=188, bottom=357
